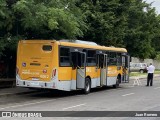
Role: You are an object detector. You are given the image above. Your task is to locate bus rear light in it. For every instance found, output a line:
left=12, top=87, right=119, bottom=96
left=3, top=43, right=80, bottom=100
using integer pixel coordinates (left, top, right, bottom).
left=52, top=69, right=56, bottom=78
left=43, top=69, right=47, bottom=73
left=16, top=67, right=19, bottom=75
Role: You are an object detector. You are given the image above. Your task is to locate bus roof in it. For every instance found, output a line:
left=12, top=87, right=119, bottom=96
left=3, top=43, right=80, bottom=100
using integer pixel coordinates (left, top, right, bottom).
left=58, top=41, right=127, bottom=53
left=19, top=40, right=127, bottom=53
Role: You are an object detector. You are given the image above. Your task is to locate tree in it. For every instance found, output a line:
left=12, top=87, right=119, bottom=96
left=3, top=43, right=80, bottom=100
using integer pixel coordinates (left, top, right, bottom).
left=78, top=0, right=160, bottom=59
left=0, top=0, right=160, bottom=59
left=0, top=0, right=14, bottom=55
left=13, top=0, right=87, bottom=39
left=0, top=0, right=87, bottom=56
left=124, top=0, right=160, bottom=59
left=77, top=0, right=123, bottom=46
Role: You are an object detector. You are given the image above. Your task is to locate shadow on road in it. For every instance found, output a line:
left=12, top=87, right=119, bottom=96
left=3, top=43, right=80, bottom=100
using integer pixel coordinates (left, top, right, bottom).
left=28, top=86, right=121, bottom=99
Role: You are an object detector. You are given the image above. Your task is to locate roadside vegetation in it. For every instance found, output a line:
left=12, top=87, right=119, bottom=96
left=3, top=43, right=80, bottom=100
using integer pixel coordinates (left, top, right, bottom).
left=130, top=70, right=160, bottom=76
left=0, top=0, right=160, bottom=59
left=0, top=0, right=160, bottom=78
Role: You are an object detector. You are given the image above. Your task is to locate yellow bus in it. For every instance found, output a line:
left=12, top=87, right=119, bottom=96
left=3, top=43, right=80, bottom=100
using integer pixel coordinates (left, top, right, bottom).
left=16, top=40, right=130, bottom=94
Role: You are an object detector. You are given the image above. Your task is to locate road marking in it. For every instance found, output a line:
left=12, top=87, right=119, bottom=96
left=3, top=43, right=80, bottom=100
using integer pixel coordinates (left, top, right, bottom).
left=63, top=103, right=86, bottom=110
left=0, top=99, right=54, bottom=110
left=122, top=93, right=135, bottom=97
left=127, top=86, right=134, bottom=88
left=154, top=87, right=160, bottom=89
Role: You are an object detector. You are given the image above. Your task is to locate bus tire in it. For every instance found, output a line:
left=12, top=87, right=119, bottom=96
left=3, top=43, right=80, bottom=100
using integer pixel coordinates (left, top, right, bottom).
left=113, top=77, right=120, bottom=88
left=83, top=78, right=91, bottom=94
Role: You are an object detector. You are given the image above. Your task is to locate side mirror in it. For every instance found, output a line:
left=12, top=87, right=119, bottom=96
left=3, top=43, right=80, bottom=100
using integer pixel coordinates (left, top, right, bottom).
left=130, top=56, right=132, bottom=62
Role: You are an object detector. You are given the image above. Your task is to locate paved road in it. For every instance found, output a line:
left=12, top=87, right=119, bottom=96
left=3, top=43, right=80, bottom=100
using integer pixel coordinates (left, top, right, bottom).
left=0, top=77, right=160, bottom=120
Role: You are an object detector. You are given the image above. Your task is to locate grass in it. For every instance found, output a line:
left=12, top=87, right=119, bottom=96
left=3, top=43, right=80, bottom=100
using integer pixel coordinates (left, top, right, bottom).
left=129, top=72, right=147, bottom=77
left=129, top=70, right=160, bottom=77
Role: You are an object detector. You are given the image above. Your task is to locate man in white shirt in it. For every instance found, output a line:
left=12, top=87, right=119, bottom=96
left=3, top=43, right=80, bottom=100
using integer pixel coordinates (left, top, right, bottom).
left=146, top=63, right=155, bottom=86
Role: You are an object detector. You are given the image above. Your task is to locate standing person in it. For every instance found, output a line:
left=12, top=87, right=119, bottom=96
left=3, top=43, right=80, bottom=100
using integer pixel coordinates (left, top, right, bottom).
left=146, top=63, right=155, bottom=86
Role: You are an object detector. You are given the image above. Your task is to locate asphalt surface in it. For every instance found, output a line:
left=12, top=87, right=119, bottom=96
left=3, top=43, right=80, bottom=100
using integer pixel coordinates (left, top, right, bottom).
left=0, top=77, right=160, bottom=120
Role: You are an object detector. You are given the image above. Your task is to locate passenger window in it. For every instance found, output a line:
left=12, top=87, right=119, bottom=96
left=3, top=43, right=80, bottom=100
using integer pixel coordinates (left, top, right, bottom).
left=60, top=47, right=70, bottom=66
left=87, top=50, right=96, bottom=66
left=117, top=53, right=122, bottom=66
left=108, top=52, right=117, bottom=65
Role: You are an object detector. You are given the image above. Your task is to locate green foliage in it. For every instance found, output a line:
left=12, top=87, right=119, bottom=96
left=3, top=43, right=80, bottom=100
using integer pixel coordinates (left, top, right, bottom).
left=0, top=0, right=13, bottom=31
left=155, top=52, right=160, bottom=61
left=124, top=0, right=160, bottom=59
left=13, top=0, right=86, bottom=38
left=78, top=0, right=160, bottom=59
left=0, top=0, right=160, bottom=60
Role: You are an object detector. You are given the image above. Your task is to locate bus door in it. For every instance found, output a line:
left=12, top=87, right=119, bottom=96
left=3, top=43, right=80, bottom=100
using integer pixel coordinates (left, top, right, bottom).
left=97, top=54, right=108, bottom=86
left=71, top=52, right=86, bottom=89
left=122, top=55, right=130, bottom=83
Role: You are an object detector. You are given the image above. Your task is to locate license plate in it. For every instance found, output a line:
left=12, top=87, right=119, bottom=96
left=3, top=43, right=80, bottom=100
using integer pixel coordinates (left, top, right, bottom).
left=32, top=78, right=39, bottom=81
left=30, top=82, right=39, bottom=86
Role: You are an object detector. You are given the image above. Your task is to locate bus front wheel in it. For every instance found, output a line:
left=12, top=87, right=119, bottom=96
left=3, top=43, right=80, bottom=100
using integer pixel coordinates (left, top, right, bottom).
left=83, top=78, right=91, bottom=94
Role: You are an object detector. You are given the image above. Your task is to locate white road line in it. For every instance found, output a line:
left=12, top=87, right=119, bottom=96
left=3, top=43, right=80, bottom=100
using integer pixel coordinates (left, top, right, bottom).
left=63, top=103, right=86, bottom=110
left=0, top=99, right=54, bottom=110
left=127, top=86, right=134, bottom=88
left=122, top=93, right=135, bottom=97
left=154, top=87, right=160, bottom=89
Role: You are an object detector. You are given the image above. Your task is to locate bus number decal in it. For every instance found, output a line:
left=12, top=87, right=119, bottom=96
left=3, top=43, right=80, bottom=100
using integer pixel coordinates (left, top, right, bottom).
left=40, top=75, right=49, bottom=79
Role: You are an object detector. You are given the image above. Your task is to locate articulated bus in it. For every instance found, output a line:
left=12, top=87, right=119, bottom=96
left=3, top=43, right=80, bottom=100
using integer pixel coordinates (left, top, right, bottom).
left=16, top=40, right=130, bottom=94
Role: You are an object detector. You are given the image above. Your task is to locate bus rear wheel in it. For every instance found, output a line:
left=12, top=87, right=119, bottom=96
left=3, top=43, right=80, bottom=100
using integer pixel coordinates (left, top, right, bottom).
left=113, top=76, right=120, bottom=88
left=83, top=78, right=91, bottom=94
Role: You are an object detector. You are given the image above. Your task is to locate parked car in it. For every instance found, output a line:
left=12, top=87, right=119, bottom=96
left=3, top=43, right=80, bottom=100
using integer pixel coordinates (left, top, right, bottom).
left=130, top=63, right=148, bottom=73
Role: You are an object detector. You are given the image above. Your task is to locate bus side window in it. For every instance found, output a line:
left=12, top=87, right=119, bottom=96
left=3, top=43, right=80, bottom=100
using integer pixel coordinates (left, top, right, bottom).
left=71, top=52, right=84, bottom=68
left=100, top=55, right=104, bottom=68
left=108, top=52, right=117, bottom=65
left=117, top=53, right=122, bottom=66
left=87, top=50, right=96, bottom=66
left=60, top=47, right=71, bottom=66
left=106, top=51, right=109, bottom=65
left=77, top=52, right=82, bottom=67
left=71, top=52, right=78, bottom=68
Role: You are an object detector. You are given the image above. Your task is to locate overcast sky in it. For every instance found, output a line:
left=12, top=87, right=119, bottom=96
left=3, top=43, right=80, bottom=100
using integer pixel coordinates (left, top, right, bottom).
left=145, top=0, right=160, bottom=14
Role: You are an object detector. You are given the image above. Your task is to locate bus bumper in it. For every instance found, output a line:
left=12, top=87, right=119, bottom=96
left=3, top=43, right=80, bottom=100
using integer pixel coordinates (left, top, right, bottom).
left=16, top=76, right=56, bottom=89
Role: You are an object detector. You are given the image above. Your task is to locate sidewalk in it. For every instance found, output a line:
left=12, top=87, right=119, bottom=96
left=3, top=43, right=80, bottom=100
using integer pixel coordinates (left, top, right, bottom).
left=0, top=87, right=36, bottom=97
left=0, top=78, right=15, bottom=88
left=129, top=74, right=160, bottom=80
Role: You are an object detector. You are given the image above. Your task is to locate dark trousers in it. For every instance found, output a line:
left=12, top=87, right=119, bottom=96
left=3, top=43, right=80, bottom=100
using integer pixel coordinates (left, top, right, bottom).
left=147, top=73, right=153, bottom=86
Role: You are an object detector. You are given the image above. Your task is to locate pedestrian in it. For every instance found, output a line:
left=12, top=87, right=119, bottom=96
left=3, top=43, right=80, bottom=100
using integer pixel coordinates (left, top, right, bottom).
left=146, top=63, right=155, bottom=86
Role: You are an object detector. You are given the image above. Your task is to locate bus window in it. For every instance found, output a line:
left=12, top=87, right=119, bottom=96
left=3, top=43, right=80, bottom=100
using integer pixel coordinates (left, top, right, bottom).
left=117, top=53, right=122, bottom=66
left=71, top=52, right=85, bottom=68
left=42, top=45, right=52, bottom=51
left=108, top=52, right=117, bottom=65
left=60, top=47, right=70, bottom=66
left=105, top=51, right=109, bottom=65
left=87, top=50, right=96, bottom=66
left=100, top=55, right=104, bottom=68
